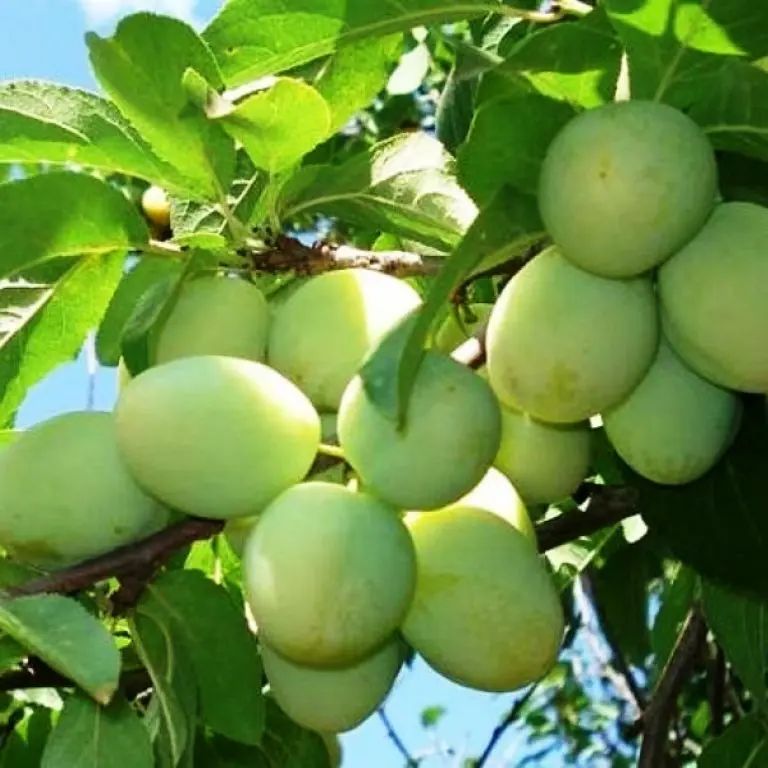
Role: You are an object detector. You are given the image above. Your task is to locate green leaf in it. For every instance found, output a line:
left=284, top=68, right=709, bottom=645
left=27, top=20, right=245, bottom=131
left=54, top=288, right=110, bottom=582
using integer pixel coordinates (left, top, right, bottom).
left=359, top=185, right=541, bottom=424
left=203, top=0, right=513, bottom=85
left=651, top=564, right=696, bottom=671
left=41, top=693, right=153, bottom=768
left=387, top=43, right=431, bottom=95
left=699, top=714, right=768, bottom=768
left=214, top=79, right=331, bottom=173
left=435, top=54, right=479, bottom=154
left=0, top=173, right=146, bottom=279
left=638, top=395, right=768, bottom=601
left=86, top=13, right=235, bottom=199
left=717, top=151, right=768, bottom=208
left=703, top=579, right=768, bottom=709
left=0, top=595, right=120, bottom=704
left=603, top=0, right=768, bottom=103
left=0, top=81, right=172, bottom=185
left=96, top=258, right=183, bottom=367
left=143, top=570, right=264, bottom=746
left=315, top=36, right=402, bottom=135
left=420, top=705, right=446, bottom=729
left=0, top=707, right=53, bottom=768
left=280, top=132, right=478, bottom=252
left=0, top=253, right=125, bottom=426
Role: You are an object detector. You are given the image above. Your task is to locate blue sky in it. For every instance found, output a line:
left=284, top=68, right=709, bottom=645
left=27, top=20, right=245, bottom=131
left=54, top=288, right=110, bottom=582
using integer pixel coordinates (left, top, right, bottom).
left=0, top=2, right=556, bottom=766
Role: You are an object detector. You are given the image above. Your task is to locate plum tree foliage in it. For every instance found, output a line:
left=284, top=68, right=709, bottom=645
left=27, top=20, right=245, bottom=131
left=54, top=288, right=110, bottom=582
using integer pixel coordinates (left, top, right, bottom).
left=1, top=1, right=767, bottom=766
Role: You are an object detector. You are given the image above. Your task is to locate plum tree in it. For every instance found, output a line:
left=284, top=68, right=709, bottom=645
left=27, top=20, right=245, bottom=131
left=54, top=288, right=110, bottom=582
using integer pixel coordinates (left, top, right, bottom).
left=603, top=338, right=741, bottom=485
left=338, top=350, right=502, bottom=510
left=538, top=100, right=717, bottom=278
left=402, top=505, right=564, bottom=692
left=486, top=246, right=659, bottom=424
left=267, top=268, right=422, bottom=411
left=155, top=275, right=270, bottom=364
left=242, top=482, right=416, bottom=667
left=260, top=637, right=403, bottom=733
left=140, top=185, right=171, bottom=229
left=0, top=411, right=166, bottom=568
left=659, top=202, right=768, bottom=392
left=114, top=356, right=321, bottom=519
left=494, top=406, right=592, bottom=505
left=433, top=303, right=493, bottom=352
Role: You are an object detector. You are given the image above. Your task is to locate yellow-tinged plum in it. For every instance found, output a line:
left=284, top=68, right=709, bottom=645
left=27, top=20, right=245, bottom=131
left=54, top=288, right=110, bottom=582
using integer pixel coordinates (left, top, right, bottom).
left=155, top=275, right=270, bottom=364
left=115, top=356, right=320, bottom=520
left=494, top=406, right=592, bottom=505
left=402, top=506, right=564, bottom=692
left=433, top=303, right=493, bottom=353
left=486, top=246, right=659, bottom=424
left=260, top=637, right=403, bottom=733
left=338, top=351, right=502, bottom=510
left=603, top=338, right=741, bottom=485
left=243, top=482, right=416, bottom=667
left=267, top=268, right=422, bottom=411
left=539, top=100, right=717, bottom=278
left=141, top=185, right=171, bottom=229
left=659, top=202, right=768, bottom=392
left=0, top=411, right=166, bottom=568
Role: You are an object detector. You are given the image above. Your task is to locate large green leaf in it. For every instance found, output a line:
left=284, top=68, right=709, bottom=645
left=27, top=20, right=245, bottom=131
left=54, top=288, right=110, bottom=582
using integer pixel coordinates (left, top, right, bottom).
left=258, top=697, right=334, bottom=767
left=41, top=693, right=153, bottom=768
left=142, top=570, right=264, bottom=746
left=279, top=132, right=478, bottom=252
left=0, top=173, right=147, bottom=278
left=86, top=13, right=235, bottom=199
left=359, top=185, right=541, bottom=424
left=213, top=79, right=331, bottom=173
left=603, top=0, right=768, bottom=103
left=203, top=0, right=533, bottom=86
left=0, top=253, right=125, bottom=426
left=0, top=595, right=121, bottom=705
left=650, top=564, right=696, bottom=674
left=699, top=714, right=768, bottom=768
left=0, top=707, right=53, bottom=768
left=0, top=81, right=173, bottom=186
left=703, top=580, right=768, bottom=710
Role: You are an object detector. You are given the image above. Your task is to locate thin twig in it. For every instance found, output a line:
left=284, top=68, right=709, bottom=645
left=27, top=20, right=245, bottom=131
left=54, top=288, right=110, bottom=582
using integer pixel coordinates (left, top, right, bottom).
left=474, top=684, right=538, bottom=767
left=638, top=607, right=707, bottom=768
left=378, top=707, right=418, bottom=767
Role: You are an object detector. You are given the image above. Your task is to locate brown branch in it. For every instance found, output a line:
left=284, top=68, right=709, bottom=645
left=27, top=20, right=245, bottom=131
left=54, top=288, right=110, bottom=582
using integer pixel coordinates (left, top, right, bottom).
left=637, top=607, right=707, bottom=768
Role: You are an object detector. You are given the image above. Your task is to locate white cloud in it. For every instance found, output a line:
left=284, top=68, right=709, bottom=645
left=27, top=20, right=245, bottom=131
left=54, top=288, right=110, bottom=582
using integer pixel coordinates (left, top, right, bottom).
left=79, top=0, right=201, bottom=29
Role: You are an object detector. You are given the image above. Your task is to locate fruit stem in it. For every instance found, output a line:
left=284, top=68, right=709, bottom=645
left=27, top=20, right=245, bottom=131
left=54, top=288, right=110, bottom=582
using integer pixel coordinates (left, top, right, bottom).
left=317, top=443, right=346, bottom=460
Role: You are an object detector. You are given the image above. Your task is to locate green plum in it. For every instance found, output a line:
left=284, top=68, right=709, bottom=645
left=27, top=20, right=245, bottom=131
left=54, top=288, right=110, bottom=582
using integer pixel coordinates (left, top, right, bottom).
left=115, top=356, right=320, bottom=520
left=403, top=506, right=564, bottom=692
left=261, top=637, right=403, bottom=733
left=243, top=482, right=416, bottom=667
left=155, top=275, right=270, bottom=364
left=659, top=202, right=768, bottom=392
left=338, top=351, right=502, bottom=510
left=486, top=246, right=659, bottom=424
left=0, top=411, right=166, bottom=569
left=603, top=338, right=741, bottom=485
left=539, top=100, right=717, bottom=277
left=267, top=268, right=422, bottom=411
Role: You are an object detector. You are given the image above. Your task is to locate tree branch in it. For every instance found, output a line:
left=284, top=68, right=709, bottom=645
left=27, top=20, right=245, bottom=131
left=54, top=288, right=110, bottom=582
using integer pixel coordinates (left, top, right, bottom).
left=638, top=607, right=707, bottom=768
left=474, top=683, right=538, bottom=767
left=378, top=707, right=418, bottom=767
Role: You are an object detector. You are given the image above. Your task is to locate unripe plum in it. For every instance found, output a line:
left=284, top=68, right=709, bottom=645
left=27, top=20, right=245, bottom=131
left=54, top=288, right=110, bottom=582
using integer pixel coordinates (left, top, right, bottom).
left=603, top=338, right=741, bottom=485
left=403, top=506, right=564, bottom=692
left=115, top=356, right=320, bottom=520
left=433, top=303, right=493, bottom=353
left=242, top=482, right=416, bottom=667
left=260, top=637, right=403, bottom=733
left=0, top=411, right=166, bottom=568
left=267, top=268, right=422, bottom=411
left=155, top=275, right=270, bottom=364
left=659, top=202, right=768, bottom=392
left=338, top=351, right=501, bottom=510
left=486, top=246, right=659, bottom=423
left=539, top=100, right=717, bottom=278
left=494, top=406, right=591, bottom=505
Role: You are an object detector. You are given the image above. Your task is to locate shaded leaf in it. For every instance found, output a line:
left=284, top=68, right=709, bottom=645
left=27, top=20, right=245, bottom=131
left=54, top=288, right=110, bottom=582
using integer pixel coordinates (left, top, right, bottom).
left=0, top=81, right=171, bottom=185
left=0, top=595, right=120, bottom=704
left=0, top=707, right=53, bottom=768
left=257, top=696, right=333, bottom=767
left=651, top=564, right=696, bottom=672
left=699, top=714, right=768, bottom=768
left=435, top=54, right=479, bottom=154
left=41, top=693, right=153, bottom=768
left=280, top=132, right=478, bottom=252
left=703, top=579, right=768, bottom=709
left=144, top=570, right=264, bottom=745
left=214, top=79, right=331, bottom=173
left=86, top=13, right=235, bottom=199
left=0, top=253, right=125, bottom=426
left=0, top=173, right=146, bottom=279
